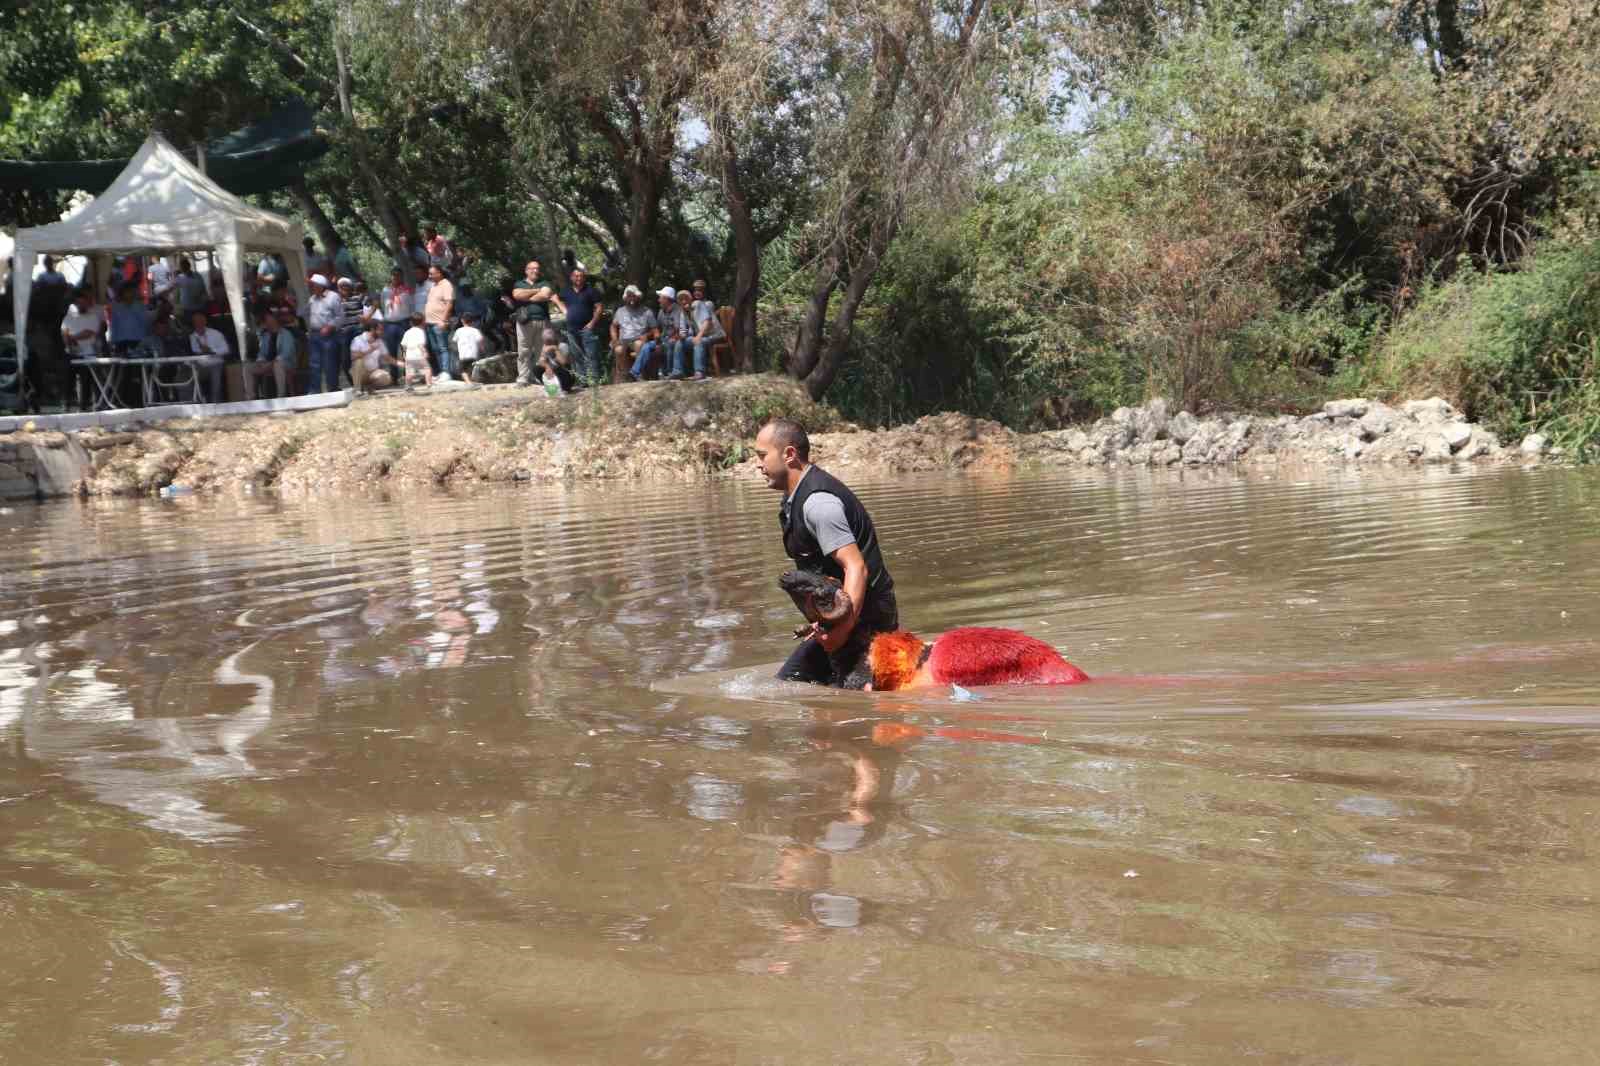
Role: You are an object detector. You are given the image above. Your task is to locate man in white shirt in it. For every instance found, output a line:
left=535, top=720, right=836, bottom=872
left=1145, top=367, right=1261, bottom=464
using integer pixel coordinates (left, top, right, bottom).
left=350, top=320, right=403, bottom=392
left=147, top=257, right=175, bottom=308
left=61, top=287, right=102, bottom=358
left=186, top=310, right=228, bottom=402
left=60, top=287, right=102, bottom=410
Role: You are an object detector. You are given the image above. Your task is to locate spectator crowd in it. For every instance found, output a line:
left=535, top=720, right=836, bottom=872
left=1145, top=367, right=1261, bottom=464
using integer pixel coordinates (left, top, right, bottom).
left=17, top=225, right=731, bottom=410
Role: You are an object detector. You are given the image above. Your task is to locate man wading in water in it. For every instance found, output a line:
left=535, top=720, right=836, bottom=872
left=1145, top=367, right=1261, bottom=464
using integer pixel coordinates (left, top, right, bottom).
left=753, top=419, right=898, bottom=688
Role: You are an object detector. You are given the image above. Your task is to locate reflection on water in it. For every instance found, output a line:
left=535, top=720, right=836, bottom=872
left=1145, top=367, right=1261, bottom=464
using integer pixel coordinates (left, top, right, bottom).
left=2, top=465, right=1600, bottom=1064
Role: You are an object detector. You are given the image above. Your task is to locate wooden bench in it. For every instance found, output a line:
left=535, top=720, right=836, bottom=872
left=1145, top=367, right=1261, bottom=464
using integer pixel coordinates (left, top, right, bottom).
left=709, top=306, right=735, bottom=375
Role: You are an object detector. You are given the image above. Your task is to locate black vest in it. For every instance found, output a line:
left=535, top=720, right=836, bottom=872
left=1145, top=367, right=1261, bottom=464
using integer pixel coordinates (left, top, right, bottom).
left=781, top=466, right=894, bottom=599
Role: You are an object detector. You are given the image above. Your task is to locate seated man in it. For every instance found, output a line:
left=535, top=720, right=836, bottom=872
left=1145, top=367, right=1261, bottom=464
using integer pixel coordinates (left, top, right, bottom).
left=243, top=313, right=296, bottom=400
left=610, top=284, right=657, bottom=383
left=350, top=320, right=404, bottom=393
left=185, top=309, right=228, bottom=403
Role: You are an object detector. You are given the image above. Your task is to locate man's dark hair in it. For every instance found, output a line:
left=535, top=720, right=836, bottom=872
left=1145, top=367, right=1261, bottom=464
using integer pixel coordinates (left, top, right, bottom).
left=766, top=418, right=809, bottom=462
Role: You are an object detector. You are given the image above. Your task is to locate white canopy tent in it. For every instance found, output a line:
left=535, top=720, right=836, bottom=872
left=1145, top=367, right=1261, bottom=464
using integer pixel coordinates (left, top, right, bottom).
left=10, top=133, right=310, bottom=382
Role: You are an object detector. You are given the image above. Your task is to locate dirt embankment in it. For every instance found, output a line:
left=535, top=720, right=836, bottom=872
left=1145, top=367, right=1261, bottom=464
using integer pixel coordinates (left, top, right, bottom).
left=0, top=379, right=1557, bottom=502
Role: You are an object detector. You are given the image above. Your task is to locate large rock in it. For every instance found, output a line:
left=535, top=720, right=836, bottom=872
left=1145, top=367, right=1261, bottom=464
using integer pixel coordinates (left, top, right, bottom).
left=1403, top=396, right=1459, bottom=425
left=1359, top=402, right=1400, bottom=440
left=1132, top=398, right=1171, bottom=442
left=1167, top=410, right=1199, bottom=444
left=1422, top=433, right=1455, bottom=462
left=1520, top=432, right=1549, bottom=455
left=1323, top=398, right=1369, bottom=419
left=1440, top=422, right=1473, bottom=452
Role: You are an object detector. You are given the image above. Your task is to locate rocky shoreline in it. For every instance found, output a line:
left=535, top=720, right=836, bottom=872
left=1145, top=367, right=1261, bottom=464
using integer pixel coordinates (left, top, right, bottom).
left=0, top=379, right=1561, bottom=503
left=1025, top=396, right=1554, bottom=468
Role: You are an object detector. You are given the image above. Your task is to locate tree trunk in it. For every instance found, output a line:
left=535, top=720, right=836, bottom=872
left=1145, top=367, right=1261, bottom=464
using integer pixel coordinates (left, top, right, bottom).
left=323, top=186, right=389, bottom=255
left=804, top=244, right=881, bottom=400
left=623, top=163, right=660, bottom=290
left=289, top=179, right=344, bottom=257
left=718, top=128, right=760, bottom=370
left=790, top=236, right=844, bottom=379
left=333, top=28, right=407, bottom=271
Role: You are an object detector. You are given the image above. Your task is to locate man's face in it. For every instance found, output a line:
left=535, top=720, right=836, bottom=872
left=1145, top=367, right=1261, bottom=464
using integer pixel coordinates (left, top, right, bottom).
left=659, top=294, right=673, bottom=310
left=428, top=267, right=443, bottom=283
left=74, top=294, right=92, bottom=311
left=752, top=426, right=791, bottom=491
left=391, top=271, right=403, bottom=286
left=692, top=283, right=707, bottom=300
left=624, top=291, right=639, bottom=306
left=310, top=282, right=324, bottom=295
left=525, top=261, right=540, bottom=280
left=191, top=313, right=207, bottom=332
left=571, top=270, right=586, bottom=288
left=678, top=293, right=692, bottom=312
left=415, top=267, right=428, bottom=283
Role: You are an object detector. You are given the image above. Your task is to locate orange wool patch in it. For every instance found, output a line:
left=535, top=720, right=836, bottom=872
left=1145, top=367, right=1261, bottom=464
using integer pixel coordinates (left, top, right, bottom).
left=868, top=631, right=928, bottom=692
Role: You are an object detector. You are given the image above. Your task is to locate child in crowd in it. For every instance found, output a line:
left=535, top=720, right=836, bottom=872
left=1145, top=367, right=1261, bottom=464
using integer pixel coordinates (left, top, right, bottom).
left=540, top=327, right=577, bottom=395
left=453, top=313, right=485, bottom=381
left=400, top=312, right=432, bottom=387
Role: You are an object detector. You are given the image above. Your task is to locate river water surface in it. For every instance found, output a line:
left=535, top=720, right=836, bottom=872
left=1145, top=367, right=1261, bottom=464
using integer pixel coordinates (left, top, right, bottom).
left=2, top=465, right=1599, bottom=1064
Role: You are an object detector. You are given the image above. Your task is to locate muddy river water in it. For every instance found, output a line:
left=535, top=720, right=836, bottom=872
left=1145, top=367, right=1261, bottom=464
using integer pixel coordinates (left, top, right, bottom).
left=2, top=464, right=1599, bottom=1064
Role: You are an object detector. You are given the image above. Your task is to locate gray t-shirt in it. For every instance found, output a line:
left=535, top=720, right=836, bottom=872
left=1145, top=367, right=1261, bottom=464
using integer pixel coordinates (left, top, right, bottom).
left=787, top=468, right=854, bottom=556
left=613, top=304, right=657, bottom=342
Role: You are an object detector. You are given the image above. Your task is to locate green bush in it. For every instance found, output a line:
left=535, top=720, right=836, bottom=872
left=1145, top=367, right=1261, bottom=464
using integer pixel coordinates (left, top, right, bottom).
left=1365, top=241, right=1600, bottom=440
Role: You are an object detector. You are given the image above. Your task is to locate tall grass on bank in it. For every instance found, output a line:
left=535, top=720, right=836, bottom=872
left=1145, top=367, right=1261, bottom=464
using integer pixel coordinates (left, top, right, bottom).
left=1365, top=241, right=1600, bottom=450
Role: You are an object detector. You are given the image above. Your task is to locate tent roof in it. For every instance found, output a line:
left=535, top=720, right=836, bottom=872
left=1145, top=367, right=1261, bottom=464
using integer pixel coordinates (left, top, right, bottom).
left=15, top=133, right=304, bottom=255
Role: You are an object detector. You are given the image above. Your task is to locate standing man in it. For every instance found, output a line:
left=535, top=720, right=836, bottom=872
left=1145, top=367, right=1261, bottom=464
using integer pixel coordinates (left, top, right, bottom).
left=424, top=265, right=456, bottom=381
left=610, top=284, right=657, bottom=382
left=305, top=274, right=344, bottom=394
left=173, top=258, right=209, bottom=320
left=337, top=277, right=365, bottom=385
left=60, top=286, right=102, bottom=409
left=511, top=260, right=563, bottom=386
left=256, top=250, right=285, bottom=289
left=147, top=256, right=175, bottom=309
left=558, top=265, right=604, bottom=386
left=752, top=418, right=899, bottom=688
left=380, top=267, right=414, bottom=366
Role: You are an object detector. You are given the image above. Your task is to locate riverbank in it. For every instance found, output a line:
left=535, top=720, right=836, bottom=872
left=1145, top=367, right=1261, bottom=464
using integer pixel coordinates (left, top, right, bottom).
left=0, top=376, right=1562, bottom=501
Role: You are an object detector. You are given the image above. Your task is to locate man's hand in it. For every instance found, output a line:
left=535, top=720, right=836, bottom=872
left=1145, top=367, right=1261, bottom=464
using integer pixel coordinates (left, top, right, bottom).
left=812, top=617, right=855, bottom=654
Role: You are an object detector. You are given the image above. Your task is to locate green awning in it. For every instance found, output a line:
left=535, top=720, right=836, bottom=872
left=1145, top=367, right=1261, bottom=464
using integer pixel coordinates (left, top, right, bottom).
left=0, top=102, right=330, bottom=197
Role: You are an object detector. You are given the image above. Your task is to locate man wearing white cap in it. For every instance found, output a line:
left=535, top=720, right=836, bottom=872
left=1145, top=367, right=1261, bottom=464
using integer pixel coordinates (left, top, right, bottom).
left=305, top=274, right=345, bottom=394
left=610, top=283, right=657, bottom=383
left=630, top=286, right=683, bottom=381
